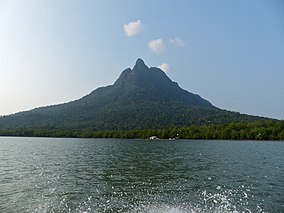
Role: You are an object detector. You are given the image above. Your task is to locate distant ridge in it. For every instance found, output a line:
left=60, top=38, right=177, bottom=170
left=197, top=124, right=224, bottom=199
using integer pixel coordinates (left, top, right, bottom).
left=0, top=59, right=267, bottom=131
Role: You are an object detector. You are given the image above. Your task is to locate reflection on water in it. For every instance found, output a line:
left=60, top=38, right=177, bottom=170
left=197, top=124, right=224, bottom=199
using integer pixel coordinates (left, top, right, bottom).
left=0, top=137, right=283, bottom=212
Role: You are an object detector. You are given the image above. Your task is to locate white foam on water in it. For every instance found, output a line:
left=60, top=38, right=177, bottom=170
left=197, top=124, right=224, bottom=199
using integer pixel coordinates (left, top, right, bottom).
left=128, top=204, right=190, bottom=213
left=125, top=203, right=240, bottom=213
left=28, top=187, right=260, bottom=213
left=29, top=201, right=252, bottom=213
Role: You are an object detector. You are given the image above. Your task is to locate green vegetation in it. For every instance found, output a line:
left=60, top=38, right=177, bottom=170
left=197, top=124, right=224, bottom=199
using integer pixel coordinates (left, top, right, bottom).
left=1, top=120, right=283, bottom=140
left=0, top=60, right=216, bottom=131
left=0, top=59, right=279, bottom=139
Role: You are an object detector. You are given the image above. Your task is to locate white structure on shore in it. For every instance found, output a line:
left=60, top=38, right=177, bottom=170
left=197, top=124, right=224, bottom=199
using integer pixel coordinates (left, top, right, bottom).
left=149, top=136, right=159, bottom=140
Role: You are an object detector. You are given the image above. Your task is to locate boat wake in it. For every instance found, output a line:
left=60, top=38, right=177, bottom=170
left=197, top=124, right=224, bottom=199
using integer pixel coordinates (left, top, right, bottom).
left=30, top=189, right=260, bottom=213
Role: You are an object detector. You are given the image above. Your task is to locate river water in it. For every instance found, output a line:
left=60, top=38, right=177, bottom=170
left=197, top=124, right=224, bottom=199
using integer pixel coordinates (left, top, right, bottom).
left=0, top=137, right=283, bottom=212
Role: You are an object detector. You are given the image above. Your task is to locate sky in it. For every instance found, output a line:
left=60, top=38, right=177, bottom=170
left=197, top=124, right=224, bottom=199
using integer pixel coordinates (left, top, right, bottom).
left=0, top=0, right=284, bottom=119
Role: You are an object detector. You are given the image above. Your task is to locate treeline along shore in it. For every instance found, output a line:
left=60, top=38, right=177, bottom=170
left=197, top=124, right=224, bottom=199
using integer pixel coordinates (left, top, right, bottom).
left=0, top=120, right=283, bottom=141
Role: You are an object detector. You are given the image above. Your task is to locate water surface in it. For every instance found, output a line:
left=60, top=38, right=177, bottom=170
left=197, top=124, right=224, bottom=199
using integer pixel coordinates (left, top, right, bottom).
left=0, top=137, right=283, bottom=212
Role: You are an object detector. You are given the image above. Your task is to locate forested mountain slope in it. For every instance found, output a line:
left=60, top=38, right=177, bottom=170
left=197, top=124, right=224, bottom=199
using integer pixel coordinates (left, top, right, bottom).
left=0, top=59, right=267, bottom=131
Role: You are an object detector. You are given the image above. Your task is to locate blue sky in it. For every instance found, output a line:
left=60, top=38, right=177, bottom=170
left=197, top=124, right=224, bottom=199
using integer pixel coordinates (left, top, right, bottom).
left=0, top=0, right=283, bottom=119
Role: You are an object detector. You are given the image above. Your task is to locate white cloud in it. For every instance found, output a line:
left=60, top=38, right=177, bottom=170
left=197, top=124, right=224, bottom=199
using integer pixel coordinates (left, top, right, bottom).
left=123, top=20, right=144, bottom=37
left=158, top=63, right=170, bottom=72
left=169, top=37, right=186, bottom=47
left=148, top=39, right=165, bottom=54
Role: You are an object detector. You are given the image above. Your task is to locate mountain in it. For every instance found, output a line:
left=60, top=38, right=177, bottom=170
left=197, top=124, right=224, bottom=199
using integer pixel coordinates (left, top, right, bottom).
left=107, top=58, right=213, bottom=108
left=0, top=59, right=265, bottom=131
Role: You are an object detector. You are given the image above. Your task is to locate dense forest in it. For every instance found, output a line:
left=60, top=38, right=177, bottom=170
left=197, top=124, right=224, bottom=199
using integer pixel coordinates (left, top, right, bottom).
left=1, top=59, right=282, bottom=140
left=0, top=59, right=265, bottom=131
left=1, top=120, right=283, bottom=140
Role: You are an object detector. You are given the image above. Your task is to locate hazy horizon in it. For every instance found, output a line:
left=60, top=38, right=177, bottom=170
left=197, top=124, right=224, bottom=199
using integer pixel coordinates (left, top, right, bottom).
left=1, top=0, right=284, bottom=119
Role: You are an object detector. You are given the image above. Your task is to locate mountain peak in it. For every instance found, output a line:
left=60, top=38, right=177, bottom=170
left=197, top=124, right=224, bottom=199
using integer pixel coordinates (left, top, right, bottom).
left=135, top=58, right=145, bottom=65
left=0, top=58, right=263, bottom=132
left=133, top=58, right=149, bottom=71
left=113, top=59, right=214, bottom=109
